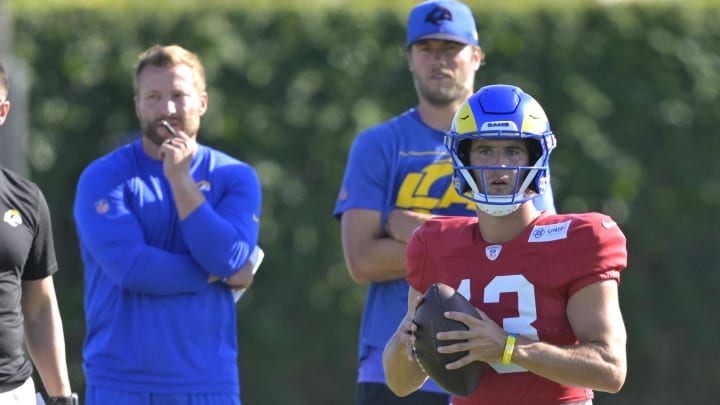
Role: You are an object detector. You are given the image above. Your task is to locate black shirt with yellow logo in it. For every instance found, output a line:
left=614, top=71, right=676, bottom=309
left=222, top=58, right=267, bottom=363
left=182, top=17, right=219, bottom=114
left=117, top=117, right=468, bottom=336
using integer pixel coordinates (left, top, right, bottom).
left=0, top=167, right=58, bottom=392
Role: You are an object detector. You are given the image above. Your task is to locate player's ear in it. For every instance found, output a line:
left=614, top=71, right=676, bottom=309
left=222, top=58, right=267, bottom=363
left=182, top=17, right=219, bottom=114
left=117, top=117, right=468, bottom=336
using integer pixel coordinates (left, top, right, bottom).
left=199, top=91, right=208, bottom=116
left=473, top=46, right=484, bottom=70
left=133, top=95, right=141, bottom=120
left=0, top=100, right=9, bottom=125
left=406, top=46, right=415, bottom=72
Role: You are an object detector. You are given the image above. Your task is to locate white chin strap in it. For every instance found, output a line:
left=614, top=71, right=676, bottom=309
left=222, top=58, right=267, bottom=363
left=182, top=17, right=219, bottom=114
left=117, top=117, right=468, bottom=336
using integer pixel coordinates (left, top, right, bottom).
left=459, top=165, right=540, bottom=217
left=472, top=193, right=523, bottom=216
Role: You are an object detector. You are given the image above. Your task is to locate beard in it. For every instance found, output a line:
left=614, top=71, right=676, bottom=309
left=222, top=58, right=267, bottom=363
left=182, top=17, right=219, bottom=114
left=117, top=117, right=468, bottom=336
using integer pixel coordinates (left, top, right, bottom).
left=141, top=118, right=166, bottom=146
left=140, top=115, right=200, bottom=146
left=413, top=72, right=470, bottom=108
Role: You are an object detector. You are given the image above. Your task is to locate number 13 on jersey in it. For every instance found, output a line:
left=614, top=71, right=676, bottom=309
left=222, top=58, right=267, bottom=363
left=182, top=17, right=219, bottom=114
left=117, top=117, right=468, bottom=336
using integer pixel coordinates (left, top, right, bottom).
left=457, top=275, right=538, bottom=373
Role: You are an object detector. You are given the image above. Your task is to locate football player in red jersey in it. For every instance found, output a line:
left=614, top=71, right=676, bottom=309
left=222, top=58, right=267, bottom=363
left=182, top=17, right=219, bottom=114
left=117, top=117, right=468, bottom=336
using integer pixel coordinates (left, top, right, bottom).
left=383, top=84, right=627, bottom=405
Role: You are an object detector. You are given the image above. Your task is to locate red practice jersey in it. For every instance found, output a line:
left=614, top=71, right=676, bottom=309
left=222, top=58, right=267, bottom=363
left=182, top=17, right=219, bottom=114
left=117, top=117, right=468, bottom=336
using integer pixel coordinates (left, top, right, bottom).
left=406, top=211, right=627, bottom=405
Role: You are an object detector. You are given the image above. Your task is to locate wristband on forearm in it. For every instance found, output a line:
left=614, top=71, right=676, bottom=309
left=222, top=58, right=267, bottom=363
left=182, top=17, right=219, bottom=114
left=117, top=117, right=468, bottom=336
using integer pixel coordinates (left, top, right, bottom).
left=48, top=393, right=79, bottom=405
left=501, top=332, right=518, bottom=365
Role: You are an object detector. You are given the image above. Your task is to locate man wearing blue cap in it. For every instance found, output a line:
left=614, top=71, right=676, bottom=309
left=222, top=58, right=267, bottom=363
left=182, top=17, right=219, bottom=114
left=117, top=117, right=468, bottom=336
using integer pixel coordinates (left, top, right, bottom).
left=336, top=1, right=555, bottom=404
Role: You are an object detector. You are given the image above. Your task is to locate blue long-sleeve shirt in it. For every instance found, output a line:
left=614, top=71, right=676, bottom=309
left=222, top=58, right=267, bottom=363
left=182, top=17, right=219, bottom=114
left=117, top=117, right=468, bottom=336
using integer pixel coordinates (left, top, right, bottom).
left=74, top=140, right=261, bottom=394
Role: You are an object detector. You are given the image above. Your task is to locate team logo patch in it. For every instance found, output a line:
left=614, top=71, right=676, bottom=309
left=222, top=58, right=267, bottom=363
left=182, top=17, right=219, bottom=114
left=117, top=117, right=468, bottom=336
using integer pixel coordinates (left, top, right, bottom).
left=94, top=199, right=110, bottom=215
left=528, top=220, right=571, bottom=243
left=485, top=245, right=502, bottom=261
left=602, top=219, right=616, bottom=229
left=196, top=180, right=211, bottom=192
left=3, top=209, right=22, bottom=227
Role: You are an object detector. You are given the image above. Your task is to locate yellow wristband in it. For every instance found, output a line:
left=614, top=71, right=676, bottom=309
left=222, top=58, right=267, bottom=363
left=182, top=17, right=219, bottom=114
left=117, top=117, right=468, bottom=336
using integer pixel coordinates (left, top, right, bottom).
left=502, top=333, right=518, bottom=365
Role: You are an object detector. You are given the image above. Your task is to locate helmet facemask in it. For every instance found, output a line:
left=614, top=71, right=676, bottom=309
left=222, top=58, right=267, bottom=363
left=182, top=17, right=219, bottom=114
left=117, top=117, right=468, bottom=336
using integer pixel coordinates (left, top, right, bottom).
left=445, top=85, right=556, bottom=217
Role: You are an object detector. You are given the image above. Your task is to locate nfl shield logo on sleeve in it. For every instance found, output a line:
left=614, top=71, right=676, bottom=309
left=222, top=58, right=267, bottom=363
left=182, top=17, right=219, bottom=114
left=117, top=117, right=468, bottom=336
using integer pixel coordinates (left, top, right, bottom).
left=485, top=245, right=502, bottom=261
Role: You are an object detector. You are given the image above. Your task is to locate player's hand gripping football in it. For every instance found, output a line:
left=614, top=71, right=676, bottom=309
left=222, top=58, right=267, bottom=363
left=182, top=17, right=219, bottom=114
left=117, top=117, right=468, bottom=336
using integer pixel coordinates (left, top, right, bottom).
left=396, top=294, right=424, bottom=362
left=436, top=308, right=508, bottom=369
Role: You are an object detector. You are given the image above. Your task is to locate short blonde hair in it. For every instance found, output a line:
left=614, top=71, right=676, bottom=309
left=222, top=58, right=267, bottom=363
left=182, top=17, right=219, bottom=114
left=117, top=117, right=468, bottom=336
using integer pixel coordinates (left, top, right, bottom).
left=133, top=44, right=206, bottom=94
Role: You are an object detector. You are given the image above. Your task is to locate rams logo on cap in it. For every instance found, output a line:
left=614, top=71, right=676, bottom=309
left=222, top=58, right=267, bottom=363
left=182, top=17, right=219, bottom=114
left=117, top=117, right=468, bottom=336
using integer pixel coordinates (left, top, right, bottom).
left=425, top=6, right=452, bottom=25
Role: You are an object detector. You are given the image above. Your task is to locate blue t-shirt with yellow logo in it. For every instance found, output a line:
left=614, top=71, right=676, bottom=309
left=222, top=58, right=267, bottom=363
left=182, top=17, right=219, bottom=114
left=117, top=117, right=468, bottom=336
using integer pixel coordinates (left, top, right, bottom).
left=334, top=108, right=555, bottom=392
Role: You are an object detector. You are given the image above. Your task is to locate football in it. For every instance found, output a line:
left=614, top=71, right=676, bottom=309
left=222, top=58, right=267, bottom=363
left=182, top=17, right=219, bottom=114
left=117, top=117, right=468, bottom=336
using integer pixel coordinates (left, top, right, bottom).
left=412, top=283, right=485, bottom=397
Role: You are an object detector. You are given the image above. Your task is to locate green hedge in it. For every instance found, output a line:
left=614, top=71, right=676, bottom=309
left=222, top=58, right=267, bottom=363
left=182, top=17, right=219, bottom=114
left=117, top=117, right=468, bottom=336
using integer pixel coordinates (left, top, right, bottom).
left=10, top=2, right=720, bottom=404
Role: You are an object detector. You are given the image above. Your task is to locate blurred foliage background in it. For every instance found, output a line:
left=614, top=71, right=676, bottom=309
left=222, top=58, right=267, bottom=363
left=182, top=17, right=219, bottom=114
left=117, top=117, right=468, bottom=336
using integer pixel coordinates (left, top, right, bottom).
left=3, top=0, right=720, bottom=404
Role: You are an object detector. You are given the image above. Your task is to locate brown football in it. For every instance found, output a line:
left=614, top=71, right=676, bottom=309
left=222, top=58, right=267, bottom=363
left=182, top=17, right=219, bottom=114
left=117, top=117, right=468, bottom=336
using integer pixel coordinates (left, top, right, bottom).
left=413, top=283, right=485, bottom=397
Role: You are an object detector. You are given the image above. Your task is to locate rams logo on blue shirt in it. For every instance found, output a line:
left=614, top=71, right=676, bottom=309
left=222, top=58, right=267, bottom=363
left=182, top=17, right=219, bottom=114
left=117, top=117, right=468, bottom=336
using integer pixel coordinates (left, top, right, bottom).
left=196, top=180, right=211, bottom=192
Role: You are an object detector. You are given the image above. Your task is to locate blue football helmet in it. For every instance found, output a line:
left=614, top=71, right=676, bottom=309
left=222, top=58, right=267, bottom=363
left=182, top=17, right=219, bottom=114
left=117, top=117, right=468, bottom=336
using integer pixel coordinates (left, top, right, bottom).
left=445, top=84, right=556, bottom=216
